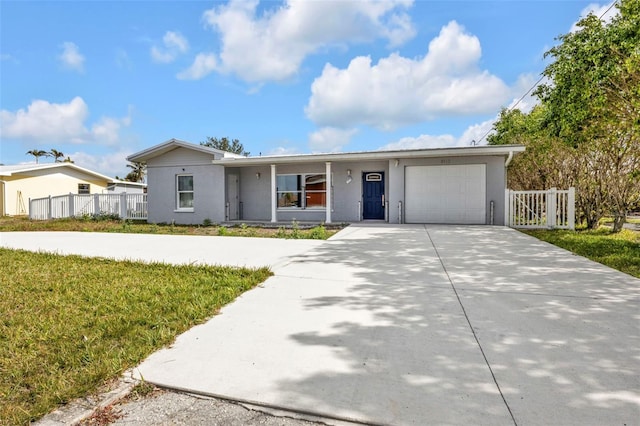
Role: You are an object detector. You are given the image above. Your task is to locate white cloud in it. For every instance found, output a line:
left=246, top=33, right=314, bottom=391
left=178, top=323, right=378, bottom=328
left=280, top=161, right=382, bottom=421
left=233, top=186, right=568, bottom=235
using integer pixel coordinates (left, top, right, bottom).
left=70, top=149, right=135, bottom=178
left=266, top=146, right=301, bottom=156
left=381, top=134, right=458, bottom=150
left=151, top=31, right=189, bottom=63
left=308, top=126, right=358, bottom=152
left=305, top=21, right=512, bottom=130
left=198, top=0, right=415, bottom=82
left=378, top=122, right=492, bottom=152
left=58, top=42, right=85, bottom=72
left=0, top=97, right=131, bottom=145
left=379, top=94, right=533, bottom=152
left=458, top=117, right=496, bottom=146
left=177, top=53, right=217, bottom=80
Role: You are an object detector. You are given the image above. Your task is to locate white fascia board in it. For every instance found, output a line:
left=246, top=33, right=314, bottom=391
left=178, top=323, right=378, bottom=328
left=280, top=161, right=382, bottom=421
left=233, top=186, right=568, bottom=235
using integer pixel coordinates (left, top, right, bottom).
left=127, top=138, right=224, bottom=162
left=212, top=145, right=526, bottom=166
left=0, top=163, right=115, bottom=182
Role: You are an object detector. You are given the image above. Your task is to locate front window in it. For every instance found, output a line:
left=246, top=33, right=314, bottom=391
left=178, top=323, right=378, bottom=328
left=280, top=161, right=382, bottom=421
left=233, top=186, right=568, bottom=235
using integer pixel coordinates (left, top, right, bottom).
left=277, top=173, right=326, bottom=209
left=177, top=175, right=194, bottom=210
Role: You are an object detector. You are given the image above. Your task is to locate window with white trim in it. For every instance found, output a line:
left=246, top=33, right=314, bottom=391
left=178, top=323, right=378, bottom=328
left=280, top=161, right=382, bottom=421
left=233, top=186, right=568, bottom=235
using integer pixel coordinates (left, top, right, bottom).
left=277, top=174, right=326, bottom=209
left=176, top=175, right=194, bottom=210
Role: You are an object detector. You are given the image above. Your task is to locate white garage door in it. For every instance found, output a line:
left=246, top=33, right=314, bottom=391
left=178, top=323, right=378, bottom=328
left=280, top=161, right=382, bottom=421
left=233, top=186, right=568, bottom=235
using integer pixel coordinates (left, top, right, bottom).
left=404, top=164, right=486, bottom=224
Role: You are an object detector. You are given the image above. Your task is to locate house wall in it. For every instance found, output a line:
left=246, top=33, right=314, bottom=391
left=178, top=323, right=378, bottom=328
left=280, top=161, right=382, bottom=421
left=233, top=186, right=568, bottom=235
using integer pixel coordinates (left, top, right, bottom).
left=331, top=161, right=389, bottom=222
left=1, top=170, right=109, bottom=216
left=387, top=155, right=507, bottom=225
left=146, top=148, right=223, bottom=224
left=234, top=166, right=271, bottom=221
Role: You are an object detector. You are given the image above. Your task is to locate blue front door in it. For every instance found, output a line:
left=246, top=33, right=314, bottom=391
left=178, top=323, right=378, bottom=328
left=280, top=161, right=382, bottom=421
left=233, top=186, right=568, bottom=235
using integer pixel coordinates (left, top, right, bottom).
left=363, top=172, right=385, bottom=220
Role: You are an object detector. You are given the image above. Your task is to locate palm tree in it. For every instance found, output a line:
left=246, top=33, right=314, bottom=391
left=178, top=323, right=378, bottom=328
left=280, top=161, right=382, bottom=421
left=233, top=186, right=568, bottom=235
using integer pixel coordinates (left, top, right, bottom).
left=125, top=161, right=146, bottom=183
left=26, top=149, right=49, bottom=164
left=49, top=149, right=65, bottom=162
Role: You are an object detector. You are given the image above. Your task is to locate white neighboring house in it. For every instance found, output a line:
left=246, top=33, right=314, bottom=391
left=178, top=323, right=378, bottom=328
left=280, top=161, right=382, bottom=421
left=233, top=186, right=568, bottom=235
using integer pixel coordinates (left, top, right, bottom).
left=0, top=163, right=146, bottom=216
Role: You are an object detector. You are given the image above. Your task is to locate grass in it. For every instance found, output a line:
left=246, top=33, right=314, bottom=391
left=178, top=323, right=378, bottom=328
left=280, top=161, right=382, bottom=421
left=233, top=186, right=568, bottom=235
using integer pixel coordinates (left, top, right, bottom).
left=0, top=248, right=272, bottom=425
left=523, top=228, right=640, bottom=278
left=0, top=216, right=339, bottom=239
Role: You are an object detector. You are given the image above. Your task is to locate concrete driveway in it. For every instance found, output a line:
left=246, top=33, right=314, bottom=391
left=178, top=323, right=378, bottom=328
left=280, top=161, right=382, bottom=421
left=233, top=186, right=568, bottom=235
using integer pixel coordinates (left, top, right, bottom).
left=2, top=225, right=638, bottom=425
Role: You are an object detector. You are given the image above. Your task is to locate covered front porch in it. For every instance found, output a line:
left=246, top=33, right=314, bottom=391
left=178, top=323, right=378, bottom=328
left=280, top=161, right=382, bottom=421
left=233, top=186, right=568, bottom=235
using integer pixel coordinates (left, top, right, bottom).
left=222, top=159, right=390, bottom=224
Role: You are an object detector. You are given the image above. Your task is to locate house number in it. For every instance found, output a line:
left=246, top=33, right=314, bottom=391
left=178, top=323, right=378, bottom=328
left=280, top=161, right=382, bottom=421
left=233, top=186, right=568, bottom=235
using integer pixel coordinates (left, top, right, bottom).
left=440, top=159, right=452, bottom=164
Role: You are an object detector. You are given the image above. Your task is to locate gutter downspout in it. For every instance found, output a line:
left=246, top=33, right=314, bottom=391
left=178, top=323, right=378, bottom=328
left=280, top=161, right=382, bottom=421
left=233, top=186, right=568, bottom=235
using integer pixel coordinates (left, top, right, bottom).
left=504, top=151, right=514, bottom=227
left=505, top=151, right=514, bottom=167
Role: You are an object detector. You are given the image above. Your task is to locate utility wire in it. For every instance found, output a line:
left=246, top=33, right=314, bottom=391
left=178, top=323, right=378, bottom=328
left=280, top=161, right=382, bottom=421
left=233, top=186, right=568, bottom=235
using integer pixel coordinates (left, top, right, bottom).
left=473, top=0, right=619, bottom=145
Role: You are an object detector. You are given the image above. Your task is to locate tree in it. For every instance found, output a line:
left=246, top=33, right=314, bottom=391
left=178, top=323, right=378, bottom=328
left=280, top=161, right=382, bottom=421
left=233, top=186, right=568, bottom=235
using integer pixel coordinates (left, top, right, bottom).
left=26, top=149, right=49, bottom=164
left=49, top=149, right=65, bottom=162
left=124, top=161, right=146, bottom=183
left=490, top=1, right=640, bottom=231
left=534, top=0, right=639, bottom=231
left=200, top=137, right=249, bottom=156
left=488, top=105, right=574, bottom=191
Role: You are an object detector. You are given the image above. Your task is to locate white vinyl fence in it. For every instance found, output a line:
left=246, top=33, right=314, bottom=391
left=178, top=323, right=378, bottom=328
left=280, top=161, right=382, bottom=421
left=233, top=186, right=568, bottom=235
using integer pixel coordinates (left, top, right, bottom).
left=505, top=187, right=575, bottom=230
left=29, top=193, right=147, bottom=220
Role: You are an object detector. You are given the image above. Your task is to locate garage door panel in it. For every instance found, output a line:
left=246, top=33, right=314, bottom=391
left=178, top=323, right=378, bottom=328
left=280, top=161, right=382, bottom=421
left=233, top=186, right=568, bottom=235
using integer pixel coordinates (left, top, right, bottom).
left=405, top=164, right=486, bottom=224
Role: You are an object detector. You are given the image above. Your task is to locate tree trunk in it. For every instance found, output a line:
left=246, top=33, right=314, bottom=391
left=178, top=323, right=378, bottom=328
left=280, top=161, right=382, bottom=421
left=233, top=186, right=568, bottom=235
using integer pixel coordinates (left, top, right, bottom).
left=612, top=213, right=626, bottom=233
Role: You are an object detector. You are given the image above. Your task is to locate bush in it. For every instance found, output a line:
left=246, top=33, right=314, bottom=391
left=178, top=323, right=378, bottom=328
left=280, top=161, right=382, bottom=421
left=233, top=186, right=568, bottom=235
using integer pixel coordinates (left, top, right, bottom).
left=307, top=225, right=327, bottom=240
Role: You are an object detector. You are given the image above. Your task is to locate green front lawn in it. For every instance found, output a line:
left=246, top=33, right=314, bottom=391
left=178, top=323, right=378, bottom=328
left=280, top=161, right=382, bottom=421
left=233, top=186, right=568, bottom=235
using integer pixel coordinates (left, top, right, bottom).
left=523, top=228, right=640, bottom=278
left=0, top=216, right=339, bottom=239
left=0, top=248, right=271, bottom=425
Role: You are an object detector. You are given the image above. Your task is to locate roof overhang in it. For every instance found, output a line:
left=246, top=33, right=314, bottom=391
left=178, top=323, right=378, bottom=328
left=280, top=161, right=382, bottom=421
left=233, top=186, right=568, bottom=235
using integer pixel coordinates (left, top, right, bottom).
left=109, top=180, right=147, bottom=187
left=212, top=145, right=526, bottom=166
left=127, top=138, right=242, bottom=163
left=0, top=162, right=116, bottom=182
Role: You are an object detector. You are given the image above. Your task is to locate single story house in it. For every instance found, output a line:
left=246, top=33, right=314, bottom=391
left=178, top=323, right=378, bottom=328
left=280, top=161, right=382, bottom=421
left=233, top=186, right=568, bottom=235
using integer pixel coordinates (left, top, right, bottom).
left=0, top=163, right=146, bottom=216
left=128, top=139, right=524, bottom=226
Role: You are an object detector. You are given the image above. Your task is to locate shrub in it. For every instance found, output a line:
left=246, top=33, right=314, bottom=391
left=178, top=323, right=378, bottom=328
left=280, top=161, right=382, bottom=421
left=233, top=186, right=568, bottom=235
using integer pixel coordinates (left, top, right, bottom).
left=307, top=225, right=327, bottom=240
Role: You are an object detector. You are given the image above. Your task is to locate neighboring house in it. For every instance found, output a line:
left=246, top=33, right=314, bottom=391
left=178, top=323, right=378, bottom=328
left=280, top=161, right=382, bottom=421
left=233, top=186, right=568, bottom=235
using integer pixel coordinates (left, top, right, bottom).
left=0, top=163, right=146, bottom=216
left=106, top=181, right=147, bottom=194
left=128, top=138, right=525, bottom=226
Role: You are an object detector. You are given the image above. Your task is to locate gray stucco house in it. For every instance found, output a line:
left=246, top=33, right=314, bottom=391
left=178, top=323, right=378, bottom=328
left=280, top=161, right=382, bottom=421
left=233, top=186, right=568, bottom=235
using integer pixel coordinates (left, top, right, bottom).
left=128, top=139, right=524, bottom=226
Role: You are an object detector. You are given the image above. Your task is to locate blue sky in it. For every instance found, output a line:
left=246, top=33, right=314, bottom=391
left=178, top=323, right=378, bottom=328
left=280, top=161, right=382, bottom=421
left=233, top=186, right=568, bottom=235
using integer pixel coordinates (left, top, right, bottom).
left=1, top=0, right=615, bottom=178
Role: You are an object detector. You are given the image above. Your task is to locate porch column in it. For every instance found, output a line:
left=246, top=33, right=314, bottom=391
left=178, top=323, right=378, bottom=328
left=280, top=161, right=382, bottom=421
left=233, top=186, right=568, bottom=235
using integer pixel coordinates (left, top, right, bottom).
left=270, top=164, right=277, bottom=223
left=325, top=162, right=332, bottom=224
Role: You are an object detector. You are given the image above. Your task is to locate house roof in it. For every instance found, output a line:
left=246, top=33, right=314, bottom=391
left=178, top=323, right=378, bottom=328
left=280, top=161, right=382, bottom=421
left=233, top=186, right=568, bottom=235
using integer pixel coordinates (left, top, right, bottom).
left=212, top=144, right=526, bottom=166
left=1, top=163, right=147, bottom=187
left=127, top=138, right=245, bottom=163
left=0, top=162, right=117, bottom=182
left=127, top=138, right=525, bottom=167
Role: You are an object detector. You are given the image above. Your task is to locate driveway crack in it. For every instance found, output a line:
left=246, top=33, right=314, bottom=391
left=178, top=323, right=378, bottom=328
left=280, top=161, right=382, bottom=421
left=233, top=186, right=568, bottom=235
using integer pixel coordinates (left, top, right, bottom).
left=423, top=225, right=518, bottom=426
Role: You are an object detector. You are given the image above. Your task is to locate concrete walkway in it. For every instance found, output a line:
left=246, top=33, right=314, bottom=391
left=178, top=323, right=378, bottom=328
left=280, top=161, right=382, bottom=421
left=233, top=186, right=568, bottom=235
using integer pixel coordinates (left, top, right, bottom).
left=0, top=231, right=323, bottom=270
left=2, top=225, right=638, bottom=425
